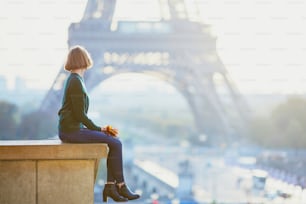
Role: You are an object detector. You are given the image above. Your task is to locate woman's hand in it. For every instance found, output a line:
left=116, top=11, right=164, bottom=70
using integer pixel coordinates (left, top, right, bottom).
left=101, top=127, right=107, bottom=133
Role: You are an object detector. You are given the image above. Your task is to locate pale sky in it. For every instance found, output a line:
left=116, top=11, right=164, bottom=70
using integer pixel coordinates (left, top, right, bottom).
left=0, top=0, right=306, bottom=94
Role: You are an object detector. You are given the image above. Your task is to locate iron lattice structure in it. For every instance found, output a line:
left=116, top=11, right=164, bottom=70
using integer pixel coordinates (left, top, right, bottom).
left=41, top=0, right=250, bottom=144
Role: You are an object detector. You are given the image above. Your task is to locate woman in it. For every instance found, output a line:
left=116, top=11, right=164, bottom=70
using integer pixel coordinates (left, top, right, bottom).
left=58, top=45, right=140, bottom=202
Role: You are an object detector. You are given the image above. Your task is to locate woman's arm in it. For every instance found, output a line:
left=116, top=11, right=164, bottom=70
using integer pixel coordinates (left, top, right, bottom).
left=69, top=78, right=101, bottom=131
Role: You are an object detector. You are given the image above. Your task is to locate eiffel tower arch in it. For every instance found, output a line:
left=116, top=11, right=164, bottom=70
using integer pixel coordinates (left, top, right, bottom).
left=40, top=0, right=250, bottom=145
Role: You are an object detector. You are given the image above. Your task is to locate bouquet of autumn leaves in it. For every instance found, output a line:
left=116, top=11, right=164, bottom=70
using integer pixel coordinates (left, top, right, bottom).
left=102, top=125, right=119, bottom=137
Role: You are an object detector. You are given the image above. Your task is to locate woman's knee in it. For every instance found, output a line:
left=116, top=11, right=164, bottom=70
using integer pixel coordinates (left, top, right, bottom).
left=108, top=138, right=122, bottom=149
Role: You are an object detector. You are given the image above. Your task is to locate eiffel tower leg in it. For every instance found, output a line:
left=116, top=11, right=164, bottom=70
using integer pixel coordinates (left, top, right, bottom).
left=174, top=75, right=232, bottom=145
left=222, top=73, right=250, bottom=122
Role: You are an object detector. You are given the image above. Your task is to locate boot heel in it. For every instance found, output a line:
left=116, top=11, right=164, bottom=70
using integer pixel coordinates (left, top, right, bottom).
left=102, top=183, right=128, bottom=202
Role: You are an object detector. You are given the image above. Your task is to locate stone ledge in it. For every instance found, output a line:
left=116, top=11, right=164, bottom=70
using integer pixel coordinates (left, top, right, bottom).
left=0, top=140, right=108, bottom=160
left=0, top=140, right=108, bottom=204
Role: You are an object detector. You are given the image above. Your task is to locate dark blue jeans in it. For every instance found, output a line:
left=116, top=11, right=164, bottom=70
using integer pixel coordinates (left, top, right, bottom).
left=59, top=128, right=124, bottom=183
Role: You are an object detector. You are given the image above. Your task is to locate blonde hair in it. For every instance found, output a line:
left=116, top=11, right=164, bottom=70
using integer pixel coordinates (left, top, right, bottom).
left=64, top=45, right=93, bottom=71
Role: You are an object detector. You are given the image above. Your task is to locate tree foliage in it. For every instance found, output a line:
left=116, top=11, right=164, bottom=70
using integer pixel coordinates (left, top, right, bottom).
left=0, top=101, right=20, bottom=139
left=249, top=97, right=306, bottom=148
left=0, top=100, right=58, bottom=140
left=17, top=110, right=57, bottom=139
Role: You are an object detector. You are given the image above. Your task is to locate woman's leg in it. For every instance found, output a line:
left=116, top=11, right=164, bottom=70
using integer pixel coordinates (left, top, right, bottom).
left=59, top=129, right=124, bottom=183
left=106, top=138, right=124, bottom=183
left=60, top=129, right=139, bottom=201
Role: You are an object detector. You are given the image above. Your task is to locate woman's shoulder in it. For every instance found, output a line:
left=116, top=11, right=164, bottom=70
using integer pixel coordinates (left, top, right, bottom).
left=68, top=74, right=82, bottom=84
left=67, top=74, right=86, bottom=93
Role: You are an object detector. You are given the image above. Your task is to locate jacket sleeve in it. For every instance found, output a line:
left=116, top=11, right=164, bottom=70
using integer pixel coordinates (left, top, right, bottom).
left=68, top=78, right=101, bottom=131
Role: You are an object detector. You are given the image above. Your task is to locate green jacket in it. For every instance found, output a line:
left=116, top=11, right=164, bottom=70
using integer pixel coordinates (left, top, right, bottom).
left=58, top=73, right=100, bottom=133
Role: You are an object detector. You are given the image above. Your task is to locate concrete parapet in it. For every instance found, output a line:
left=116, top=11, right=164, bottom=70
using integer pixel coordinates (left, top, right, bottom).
left=0, top=140, right=108, bottom=204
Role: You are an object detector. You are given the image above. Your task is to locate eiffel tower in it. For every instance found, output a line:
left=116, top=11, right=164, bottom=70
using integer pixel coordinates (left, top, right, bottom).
left=40, top=0, right=250, bottom=144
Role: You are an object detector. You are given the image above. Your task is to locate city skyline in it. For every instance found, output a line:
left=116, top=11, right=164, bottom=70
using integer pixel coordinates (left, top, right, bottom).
left=0, top=0, right=306, bottom=94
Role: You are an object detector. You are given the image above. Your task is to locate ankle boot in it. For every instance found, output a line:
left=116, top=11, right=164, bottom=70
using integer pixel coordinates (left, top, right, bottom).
left=103, top=184, right=128, bottom=202
left=117, top=184, right=140, bottom=200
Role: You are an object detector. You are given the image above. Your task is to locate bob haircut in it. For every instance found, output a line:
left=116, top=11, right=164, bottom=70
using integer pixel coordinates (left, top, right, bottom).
left=64, top=45, right=93, bottom=71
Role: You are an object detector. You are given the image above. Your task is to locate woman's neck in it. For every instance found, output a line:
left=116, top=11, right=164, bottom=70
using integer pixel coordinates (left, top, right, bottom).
left=71, top=68, right=85, bottom=77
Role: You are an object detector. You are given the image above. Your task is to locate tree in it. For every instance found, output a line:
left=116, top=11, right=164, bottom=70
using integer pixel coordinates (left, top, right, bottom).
left=17, top=110, right=57, bottom=139
left=249, top=97, right=306, bottom=148
left=249, top=116, right=276, bottom=147
left=271, top=97, right=306, bottom=148
left=0, top=101, right=19, bottom=139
